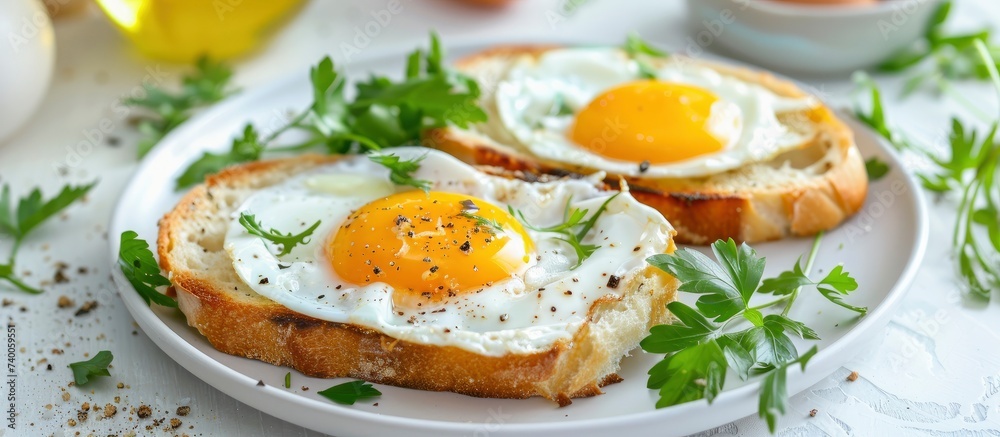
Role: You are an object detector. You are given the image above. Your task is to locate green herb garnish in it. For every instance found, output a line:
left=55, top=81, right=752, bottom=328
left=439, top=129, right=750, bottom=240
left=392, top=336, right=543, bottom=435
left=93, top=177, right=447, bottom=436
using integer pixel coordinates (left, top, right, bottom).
left=239, top=213, right=321, bottom=257
left=879, top=0, right=1000, bottom=96
left=317, top=380, right=381, bottom=405
left=643, top=234, right=863, bottom=432
left=368, top=153, right=432, bottom=192
left=856, top=40, right=1000, bottom=299
left=176, top=33, right=484, bottom=189
left=127, top=57, right=237, bottom=157
left=68, top=351, right=114, bottom=386
left=0, top=183, right=95, bottom=294
left=624, top=33, right=668, bottom=80
left=284, top=372, right=291, bottom=389
left=175, top=124, right=265, bottom=189
left=118, top=231, right=177, bottom=307
left=509, top=193, right=619, bottom=268
left=865, top=157, right=890, bottom=181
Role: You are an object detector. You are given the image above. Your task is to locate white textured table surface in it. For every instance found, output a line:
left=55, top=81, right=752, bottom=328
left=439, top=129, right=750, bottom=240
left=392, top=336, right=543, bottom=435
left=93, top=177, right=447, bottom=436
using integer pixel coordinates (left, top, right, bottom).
left=1, top=0, right=999, bottom=436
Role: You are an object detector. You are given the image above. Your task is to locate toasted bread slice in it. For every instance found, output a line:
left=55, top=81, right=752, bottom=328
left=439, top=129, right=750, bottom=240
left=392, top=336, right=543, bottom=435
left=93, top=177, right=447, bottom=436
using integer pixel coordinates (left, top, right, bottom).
left=157, top=154, right=679, bottom=405
left=426, top=45, right=868, bottom=244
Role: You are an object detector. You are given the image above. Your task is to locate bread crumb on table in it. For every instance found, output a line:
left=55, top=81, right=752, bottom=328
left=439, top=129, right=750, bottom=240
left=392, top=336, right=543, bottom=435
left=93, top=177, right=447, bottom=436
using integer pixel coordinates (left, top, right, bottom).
left=847, top=371, right=859, bottom=382
left=176, top=406, right=190, bottom=416
left=57, top=295, right=74, bottom=308
left=809, top=409, right=818, bottom=417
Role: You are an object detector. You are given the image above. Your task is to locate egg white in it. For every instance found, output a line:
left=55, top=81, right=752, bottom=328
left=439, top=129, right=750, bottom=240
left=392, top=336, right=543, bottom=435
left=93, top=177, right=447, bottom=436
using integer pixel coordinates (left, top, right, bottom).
left=223, top=148, right=674, bottom=356
left=488, top=48, right=820, bottom=178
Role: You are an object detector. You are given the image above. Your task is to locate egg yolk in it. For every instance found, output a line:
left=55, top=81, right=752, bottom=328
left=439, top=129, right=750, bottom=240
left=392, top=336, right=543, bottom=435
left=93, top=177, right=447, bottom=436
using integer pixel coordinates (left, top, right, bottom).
left=328, top=191, right=533, bottom=299
left=569, top=81, right=728, bottom=164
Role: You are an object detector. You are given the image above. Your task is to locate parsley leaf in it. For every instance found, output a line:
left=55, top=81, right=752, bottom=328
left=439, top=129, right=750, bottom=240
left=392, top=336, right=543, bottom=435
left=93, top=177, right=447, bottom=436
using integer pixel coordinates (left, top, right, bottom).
left=510, top=193, right=619, bottom=268
left=239, top=213, right=321, bottom=257
left=759, top=346, right=817, bottom=432
left=68, top=350, right=114, bottom=386
left=176, top=124, right=265, bottom=189
left=368, top=153, right=432, bottom=192
left=127, top=57, right=237, bottom=157
left=174, top=33, right=485, bottom=188
left=865, top=157, right=890, bottom=181
left=646, top=239, right=757, bottom=323
left=118, top=231, right=176, bottom=307
left=317, top=380, right=381, bottom=405
left=0, top=183, right=95, bottom=294
left=920, top=118, right=996, bottom=192
left=643, top=235, right=863, bottom=431
left=759, top=255, right=866, bottom=315
left=640, top=301, right=717, bottom=354
left=0, top=183, right=96, bottom=239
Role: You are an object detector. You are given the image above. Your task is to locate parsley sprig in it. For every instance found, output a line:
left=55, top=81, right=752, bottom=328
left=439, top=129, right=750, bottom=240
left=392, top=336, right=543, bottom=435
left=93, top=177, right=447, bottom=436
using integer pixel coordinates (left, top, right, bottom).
left=643, top=235, right=863, bottom=432
left=509, top=193, right=619, bottom=268
left=127, top=57, right=237, bottom=157
left=176, top=33, right=485, bottom=189
left=624, top=33, right=668, bottom=80
left=857, top=40, right=1000, bottom=299
left=0, top=183, right=95, bottom=294
left=68, top=350, right=114, bottom=386
left=238, top=213, right=321, bottom=257
left=118, top=231, right=176, bottom=307
left=879, top=0, right=1000, bottom=97
left=317, top=380, right=382, bottom=405
left=368, top=153, right=432, bottom=192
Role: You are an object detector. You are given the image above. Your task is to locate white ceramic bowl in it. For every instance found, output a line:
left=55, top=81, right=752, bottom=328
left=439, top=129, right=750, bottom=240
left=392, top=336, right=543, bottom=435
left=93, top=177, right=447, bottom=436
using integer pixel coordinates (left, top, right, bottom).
left=685, top=0, right=943, bottom=75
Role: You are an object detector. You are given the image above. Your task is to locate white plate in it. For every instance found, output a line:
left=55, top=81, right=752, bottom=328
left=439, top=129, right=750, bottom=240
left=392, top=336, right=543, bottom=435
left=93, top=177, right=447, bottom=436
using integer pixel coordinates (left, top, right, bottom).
left=108, top=44, right=928, bottom=437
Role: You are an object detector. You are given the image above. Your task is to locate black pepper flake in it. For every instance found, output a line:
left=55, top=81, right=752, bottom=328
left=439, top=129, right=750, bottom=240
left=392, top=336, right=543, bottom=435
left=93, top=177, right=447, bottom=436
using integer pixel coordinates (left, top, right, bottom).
left=46, top=364, right=52, bottom=371
left=373, top=266, right=382, bottom=275
left=256, top=380, right=265, bottom=387
left=633, top=246, right=641, bottom=252
left=259, top=278, right=269, bottom=285
left=639, top=160, right=651, bottom=173
left=499, top=314, right=508, bottom=322
left=429, top=266, right=439, bottom=273
left=317, top=295, right=325, bottom=299
left=278, top=264, right=290, bottom=270
left=550, top=306, right=557, bottom=312
left=459, top=241, right=471, bottom=253
left=607, top=275, right=621, bottom=289
left=394, top=215, right=410, bottom=226
left=74, top=301, right=98, bottom=317
left=460, top=199, right=479, bottom=213
left=336, top=285, right=342, bottom=290
left=564, top=290, right=573, bottom=295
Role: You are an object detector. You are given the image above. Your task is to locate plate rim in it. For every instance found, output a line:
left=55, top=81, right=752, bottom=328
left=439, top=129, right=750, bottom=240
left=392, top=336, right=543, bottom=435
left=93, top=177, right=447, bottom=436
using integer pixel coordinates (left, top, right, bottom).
left=107, top=42, right=930, bottom=436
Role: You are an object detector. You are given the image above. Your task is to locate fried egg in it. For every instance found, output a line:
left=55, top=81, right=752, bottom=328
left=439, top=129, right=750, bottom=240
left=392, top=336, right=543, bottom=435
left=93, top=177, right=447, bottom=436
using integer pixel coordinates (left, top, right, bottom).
left=488, top=48, right=820, bottom=178
left=223, top=148, right=674, bottom=356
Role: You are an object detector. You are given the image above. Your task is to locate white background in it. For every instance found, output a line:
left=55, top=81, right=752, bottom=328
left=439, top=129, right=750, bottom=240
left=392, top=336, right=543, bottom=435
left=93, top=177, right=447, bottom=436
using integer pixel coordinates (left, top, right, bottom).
left=1, top=0, right=999, bottom=435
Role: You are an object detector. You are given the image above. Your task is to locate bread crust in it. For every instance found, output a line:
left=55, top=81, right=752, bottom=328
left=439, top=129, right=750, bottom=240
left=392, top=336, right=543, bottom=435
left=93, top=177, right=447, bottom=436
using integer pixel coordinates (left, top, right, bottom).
left=427, top=45, right=869, bottom=244
left=157, top=154, right=678, bottom=405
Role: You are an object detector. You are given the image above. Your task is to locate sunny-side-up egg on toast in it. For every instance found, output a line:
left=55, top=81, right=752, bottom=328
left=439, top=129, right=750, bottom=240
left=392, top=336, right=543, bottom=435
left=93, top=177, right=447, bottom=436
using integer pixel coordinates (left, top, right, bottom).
left=157, top=147, right=679, bottom=404
left=427, top=45, right=869, bottom=244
